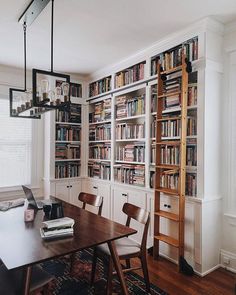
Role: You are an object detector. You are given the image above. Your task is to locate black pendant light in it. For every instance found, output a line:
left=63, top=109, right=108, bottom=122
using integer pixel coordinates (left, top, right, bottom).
left=32, top=0, right=71, bottom=110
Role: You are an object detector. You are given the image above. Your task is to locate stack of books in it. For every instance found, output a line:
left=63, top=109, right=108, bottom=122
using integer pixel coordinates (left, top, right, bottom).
left=40, top=217, right=75, bottom=240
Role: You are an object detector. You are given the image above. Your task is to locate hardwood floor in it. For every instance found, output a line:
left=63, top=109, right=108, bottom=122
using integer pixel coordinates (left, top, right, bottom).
left=133, top=254, right=236, bottom=295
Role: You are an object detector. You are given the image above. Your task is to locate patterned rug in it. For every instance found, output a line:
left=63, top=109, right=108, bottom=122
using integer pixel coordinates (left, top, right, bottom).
left=40, top=248, right=167, bottom=295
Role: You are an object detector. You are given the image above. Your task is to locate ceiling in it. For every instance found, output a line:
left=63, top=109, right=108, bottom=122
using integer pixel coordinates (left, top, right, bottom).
left=0, top=0, right=236, bottom=76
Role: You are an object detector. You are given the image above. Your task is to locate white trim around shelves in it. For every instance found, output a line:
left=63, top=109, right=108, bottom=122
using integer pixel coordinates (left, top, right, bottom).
left=89, top=120, right=111, bottom=126
left=88, top=159, right=111, bottom=162
left=55, top=158, right=81, bottom=162
left=115, top=160, right=145, bottom=165
left=115, top=138, right=145, bottom=142
left=89, top=140, right=111, bottom=143
left=116, top=114, right=145, bottom=121
left=55, top=122, right=81, bottom=126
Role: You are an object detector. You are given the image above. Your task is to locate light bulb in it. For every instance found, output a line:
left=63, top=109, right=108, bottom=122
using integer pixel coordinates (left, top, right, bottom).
left=55, top=86, right=62, bottom=104
left=25, top=89, right=32, bottom=108
left=41, top=79, right=49, bottom=101
left=61, top=82, right=70, bottom=102
left=48, top=90, right=56, bottom=106
left=16, top=95, right=22, bottom=114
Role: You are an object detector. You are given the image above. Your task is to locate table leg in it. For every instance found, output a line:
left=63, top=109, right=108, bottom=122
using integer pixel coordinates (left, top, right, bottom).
left=22, top=266, right=32, bottom=295
left=107, top=240, right=129, bottom=295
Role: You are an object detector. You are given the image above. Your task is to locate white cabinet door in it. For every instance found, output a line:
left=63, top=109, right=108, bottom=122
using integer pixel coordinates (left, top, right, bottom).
left=69, top=181, right=82, bottom=207
left=112, top=186, right=146, bottom=244
left=55, top=182, right=69, bottom=202
left=97, top=183, right=110, bottom=219
left=81, top=179, right=110, bottom=217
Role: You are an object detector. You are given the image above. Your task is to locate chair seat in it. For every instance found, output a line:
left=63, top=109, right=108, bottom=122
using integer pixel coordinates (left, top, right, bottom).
left=0, top=264, right=53, bottom=294
left=97, top=237, right=141, bottom=257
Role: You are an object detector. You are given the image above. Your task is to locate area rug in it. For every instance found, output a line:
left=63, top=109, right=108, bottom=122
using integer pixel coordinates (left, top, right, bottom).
left=40, top=248, right=167, bottom=295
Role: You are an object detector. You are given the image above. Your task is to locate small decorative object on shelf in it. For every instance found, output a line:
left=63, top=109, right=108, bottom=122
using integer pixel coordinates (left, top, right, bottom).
left=89, top=76, right=111, bottom=97
left=115, top=61, right=146, bottom=88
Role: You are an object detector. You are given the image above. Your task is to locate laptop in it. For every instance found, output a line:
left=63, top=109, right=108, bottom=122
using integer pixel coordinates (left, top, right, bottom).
left=22, top=185, right=50, bottom=209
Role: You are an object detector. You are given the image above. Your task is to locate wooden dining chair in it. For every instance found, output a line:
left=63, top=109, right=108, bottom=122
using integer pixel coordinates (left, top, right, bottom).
left=0, top=264, right=53, bottom=295
left=91, top=202, right=151, bottom=294
left=78, top=192, right=103, bottom=216
left=70, top=192, right=104, bottom=273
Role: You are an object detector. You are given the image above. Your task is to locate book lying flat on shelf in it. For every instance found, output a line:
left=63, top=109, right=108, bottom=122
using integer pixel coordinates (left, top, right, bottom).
left=40, top=217, right=75, bottom=240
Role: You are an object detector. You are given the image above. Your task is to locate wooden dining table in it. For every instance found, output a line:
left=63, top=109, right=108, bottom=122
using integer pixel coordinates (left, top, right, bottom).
left=0, top=200, right=137, bottom=295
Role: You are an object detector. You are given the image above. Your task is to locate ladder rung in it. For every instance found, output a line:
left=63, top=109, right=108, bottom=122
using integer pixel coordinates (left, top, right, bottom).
left=155, top=210, right=179, bottom=221
left=155, top=187, right=179, bottom=196
left=160, top=65, right=182, bottom=75
left=157, top=91, right=181, bottom=98
left=157, top=116, right=181, bottom=122
left=156, top=164, right=180, bottom=170
left=156, top=141, right=181, bottom=146
left=154, top=234, right=179, bottom=247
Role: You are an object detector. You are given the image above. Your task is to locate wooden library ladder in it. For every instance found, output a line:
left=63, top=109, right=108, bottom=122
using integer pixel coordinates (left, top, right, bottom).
left=153, top=53, right=192, bottom=272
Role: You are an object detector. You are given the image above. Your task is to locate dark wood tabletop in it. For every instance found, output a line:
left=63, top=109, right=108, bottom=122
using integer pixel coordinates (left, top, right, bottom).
left=0, top=200, right=136, bottom=271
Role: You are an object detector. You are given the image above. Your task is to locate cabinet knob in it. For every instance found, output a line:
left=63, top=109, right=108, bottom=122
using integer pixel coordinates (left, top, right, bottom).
left=167, top=205, right=171, bottom=208
left=122, top=193, right=128, bottom=197
left=93, top=186, right=98, bottom=189
left=164, top=204, right=167, bottom=207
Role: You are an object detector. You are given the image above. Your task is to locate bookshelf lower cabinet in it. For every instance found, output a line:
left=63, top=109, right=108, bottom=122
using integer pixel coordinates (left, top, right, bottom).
left=112, top=186, right=146, bottom=244
left=55, top=180, right=82, bottom=206
left=81, top=179, right=111, bottom=219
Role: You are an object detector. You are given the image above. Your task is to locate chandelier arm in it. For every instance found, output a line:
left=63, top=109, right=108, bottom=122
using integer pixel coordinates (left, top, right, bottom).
left=51, top=0, right=54, bottom=72
left=23, top=22, right=27, bottom=91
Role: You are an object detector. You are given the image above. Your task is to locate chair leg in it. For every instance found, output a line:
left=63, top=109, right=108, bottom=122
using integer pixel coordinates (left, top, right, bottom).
left=70, top=253, right=76, bottom=273
left=91, top=248, right=98, bottom=286
left=140, top=254, right=151, bottom=293
left=126, top=259, right=131, bottom=269
left=106, top=259, right=113, bottom=295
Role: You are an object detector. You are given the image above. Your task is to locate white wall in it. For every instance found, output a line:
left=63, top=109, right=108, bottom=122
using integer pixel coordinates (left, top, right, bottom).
left=221, top=22, right=236, bottom=273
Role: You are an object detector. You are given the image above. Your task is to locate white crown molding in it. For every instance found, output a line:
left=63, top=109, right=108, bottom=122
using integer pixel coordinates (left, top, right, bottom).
left=87, top=17, right=224, bottom=82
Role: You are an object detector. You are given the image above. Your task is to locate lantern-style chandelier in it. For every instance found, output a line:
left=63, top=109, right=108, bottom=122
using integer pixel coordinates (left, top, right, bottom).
left=10, top=0, right=71, bottom=117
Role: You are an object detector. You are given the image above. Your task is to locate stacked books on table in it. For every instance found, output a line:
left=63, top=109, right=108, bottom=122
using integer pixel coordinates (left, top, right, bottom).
left=40, top=217, right=75, bottom=240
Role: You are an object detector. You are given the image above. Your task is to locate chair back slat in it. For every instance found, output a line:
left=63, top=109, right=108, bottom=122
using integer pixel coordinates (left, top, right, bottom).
left=78, top=192, right=103, bottom=216
left=123, top=203, right=149, bottom=225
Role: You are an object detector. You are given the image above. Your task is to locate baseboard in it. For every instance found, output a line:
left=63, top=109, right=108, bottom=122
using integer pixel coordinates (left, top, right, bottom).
left=221, top=249, right=236, bottom=273
left=194, top=264, right=221, bottom=277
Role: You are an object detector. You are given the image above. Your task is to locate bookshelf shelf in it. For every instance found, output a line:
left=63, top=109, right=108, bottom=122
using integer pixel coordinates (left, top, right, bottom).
left=89, top=120, right=111, bottom=126
left=116, top=138, right=145, bottom=142
left=115, top=160, right=145, bottom=165
left=89, top=140, right=111, bottom=143
left=55, top=122, right=81, bottom=126
left=55, top=140, right=80, bottom=143
left=55, top=158, right=81, bottom=162
left=115, top=114, right=145, bottom=122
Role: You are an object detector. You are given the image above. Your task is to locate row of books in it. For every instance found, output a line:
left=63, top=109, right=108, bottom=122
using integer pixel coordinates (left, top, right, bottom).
left=114, top=165, right=145, bottom=186
left=56, top=80, right=82, bottom=98
left=89, top=76, right=111, bottom=97
left=188, top=84, right=198, bottom=106
left=88, top=162, right=111, bottom=180
left=160, top=173, right=179, bottom=190
left=116, top=143, right=145, bottom=162
left=56, top=126, right=81, bottom=141
left=55, top=104, right=81, bottom=123
left=89, top=144, right=111, bottom=160
left=89, top=124, right=111, bottom=141
left=55, top=162, right=80, bottom=178
left=55, top=143, right=80, bottom=160
left=161, top=119, right=181, bottom=138
left=151, top=37, right=198, bottom=75
left=150, top=171, right=197, bottom=196
left=186, top=173, right=197, bottom=196
left=116, top=123, right=145, bottom=140
left=115, top=62, right=145, bottom=88
left=116, top=95, right=145, bottom=118
left=187, top=146, right=197, bottom=166
left=89, top=99, right=111, bottom=123
left=151, top=144, right=197, bottom=166
left=151, top=145, right=180, bottom=165
left=187, top=117, right=197, bottom=136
